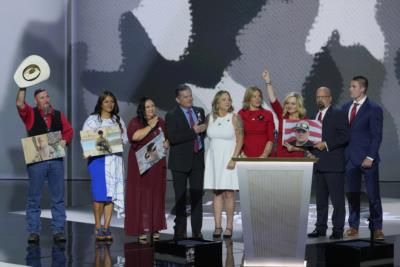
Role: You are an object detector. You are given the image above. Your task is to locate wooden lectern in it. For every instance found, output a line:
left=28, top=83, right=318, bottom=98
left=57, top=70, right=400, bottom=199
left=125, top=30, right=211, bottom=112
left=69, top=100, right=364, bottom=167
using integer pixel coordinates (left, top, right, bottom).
left=233, top=158, right=317, bottom=267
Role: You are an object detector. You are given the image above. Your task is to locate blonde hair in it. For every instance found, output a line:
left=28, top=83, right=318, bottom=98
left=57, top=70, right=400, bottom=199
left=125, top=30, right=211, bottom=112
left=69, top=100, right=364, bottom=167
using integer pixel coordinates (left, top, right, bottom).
left=282, top=92, right=306, bottom=118
left=242, top=86, right=263, bottom=109
left=211, top=90, right=234, bottom=118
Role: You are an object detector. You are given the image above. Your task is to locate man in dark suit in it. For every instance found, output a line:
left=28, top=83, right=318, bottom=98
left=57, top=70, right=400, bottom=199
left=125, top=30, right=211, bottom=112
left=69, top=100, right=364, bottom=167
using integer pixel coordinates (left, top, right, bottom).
left=165, top=84, right=206, bottom=240
left=308, top=87, right=349, bottom=240
left=342, top=76, right=384, bottom=240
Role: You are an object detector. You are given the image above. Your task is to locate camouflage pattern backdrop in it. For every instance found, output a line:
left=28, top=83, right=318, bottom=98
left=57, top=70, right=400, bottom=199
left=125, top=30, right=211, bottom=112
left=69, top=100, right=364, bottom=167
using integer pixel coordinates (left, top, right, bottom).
left=1, top=1, right=400, bottom=185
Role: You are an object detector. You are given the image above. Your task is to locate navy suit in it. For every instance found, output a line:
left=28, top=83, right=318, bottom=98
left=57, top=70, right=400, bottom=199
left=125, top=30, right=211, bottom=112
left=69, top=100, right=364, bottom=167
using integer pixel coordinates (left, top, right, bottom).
left=312, top=107, right=349, bottom=234
left=165, top=105, right=206, bottom=236
left=342, top=98, right=383, bottom=230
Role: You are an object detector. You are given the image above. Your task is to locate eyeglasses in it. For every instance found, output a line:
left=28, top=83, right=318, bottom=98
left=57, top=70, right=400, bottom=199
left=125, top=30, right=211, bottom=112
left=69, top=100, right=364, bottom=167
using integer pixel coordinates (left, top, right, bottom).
left=316, top=96, right=331, bottom=99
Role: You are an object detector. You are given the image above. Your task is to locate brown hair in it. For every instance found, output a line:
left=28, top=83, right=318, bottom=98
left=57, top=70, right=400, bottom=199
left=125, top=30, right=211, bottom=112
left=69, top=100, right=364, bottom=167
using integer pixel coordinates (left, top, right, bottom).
left=242, top=86, right=263, bottom=109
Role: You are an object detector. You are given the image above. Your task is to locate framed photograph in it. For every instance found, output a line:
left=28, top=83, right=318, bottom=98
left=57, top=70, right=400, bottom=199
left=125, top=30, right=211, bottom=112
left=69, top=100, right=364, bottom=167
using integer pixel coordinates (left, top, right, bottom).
left=282, top=119, right=322, bottom=147
left=80, top=126, right=123, bottom=158
left=136, top=131, right=166, bottom=175
left=21, top=131, right=65, bottom=164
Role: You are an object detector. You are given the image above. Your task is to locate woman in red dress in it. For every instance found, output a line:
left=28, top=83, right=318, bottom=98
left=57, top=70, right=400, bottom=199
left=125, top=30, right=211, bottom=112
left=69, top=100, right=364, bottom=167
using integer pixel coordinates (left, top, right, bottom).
left=262, top=69, right=307, bottom=157
left=238, top=86, right=275, bottom=157
left=125, top=97, right=169, bottom=241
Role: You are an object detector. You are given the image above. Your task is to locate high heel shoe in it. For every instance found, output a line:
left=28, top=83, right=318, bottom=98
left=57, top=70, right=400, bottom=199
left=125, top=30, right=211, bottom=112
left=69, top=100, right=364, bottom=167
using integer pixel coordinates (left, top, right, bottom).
left=95, top=228, right=106, bottom=242
left=153, top=231, right=160, bottom=239
left=103, top=228, right=113, bottom=242
left=213, top=227, right=223, bottom=238
left=138, top=234, right=148, bottom=241
left=223, top=228, right=233, bottom=239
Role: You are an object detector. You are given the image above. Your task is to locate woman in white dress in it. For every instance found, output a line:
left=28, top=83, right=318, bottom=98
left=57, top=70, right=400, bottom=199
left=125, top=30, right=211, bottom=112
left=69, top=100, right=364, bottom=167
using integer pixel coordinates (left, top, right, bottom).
left=82, top=91, right=128, bottom=241
left=204, top=90, right=243, bottom=238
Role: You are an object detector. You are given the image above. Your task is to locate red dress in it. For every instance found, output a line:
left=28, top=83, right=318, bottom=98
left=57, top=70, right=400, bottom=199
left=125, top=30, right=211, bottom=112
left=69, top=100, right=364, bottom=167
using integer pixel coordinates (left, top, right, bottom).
left=238, top=108, right=275, bottom=157
left=125, top=117, right=167, bottom=236
left=270, top=99, right=305, bottom=158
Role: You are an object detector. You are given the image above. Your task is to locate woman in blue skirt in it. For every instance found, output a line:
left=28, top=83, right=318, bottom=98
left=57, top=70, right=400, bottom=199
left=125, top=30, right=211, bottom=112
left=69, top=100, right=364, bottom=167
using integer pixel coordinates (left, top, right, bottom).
left=82, top=91, right=128, bottom=241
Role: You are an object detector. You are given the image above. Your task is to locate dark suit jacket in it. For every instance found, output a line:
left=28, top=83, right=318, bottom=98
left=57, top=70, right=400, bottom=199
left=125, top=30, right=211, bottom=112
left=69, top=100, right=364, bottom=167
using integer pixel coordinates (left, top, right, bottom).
left=165, top=105, right=206, bottom=172
left=313, top=107, right=349, bottom=172
left=342, top=98, right=383, bottom=165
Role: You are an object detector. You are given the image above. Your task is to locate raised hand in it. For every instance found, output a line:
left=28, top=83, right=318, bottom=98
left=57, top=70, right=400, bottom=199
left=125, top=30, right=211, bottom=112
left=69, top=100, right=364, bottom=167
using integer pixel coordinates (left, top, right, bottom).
left=262, top=69, right=271, bottom=83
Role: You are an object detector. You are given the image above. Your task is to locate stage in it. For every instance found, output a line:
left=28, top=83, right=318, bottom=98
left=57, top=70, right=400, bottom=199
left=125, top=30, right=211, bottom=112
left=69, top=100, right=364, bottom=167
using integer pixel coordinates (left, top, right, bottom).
left=0, top=180, right=399, bottom=266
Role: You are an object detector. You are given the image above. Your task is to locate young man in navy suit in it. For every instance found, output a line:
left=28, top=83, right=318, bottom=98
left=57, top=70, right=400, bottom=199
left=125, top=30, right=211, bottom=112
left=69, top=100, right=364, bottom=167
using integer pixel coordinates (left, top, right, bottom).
left=307, top=87, right=349, bottom=240
left=165, top=84, right=206, bottom=240
left=342, top=76, right=384, bottom=240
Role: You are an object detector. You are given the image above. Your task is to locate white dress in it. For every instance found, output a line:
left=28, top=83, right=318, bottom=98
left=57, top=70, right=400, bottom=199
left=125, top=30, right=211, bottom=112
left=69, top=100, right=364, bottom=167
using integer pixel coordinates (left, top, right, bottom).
left=82, top=114, right=128, bottom=218
left=204, top=113, right=239, bottom=190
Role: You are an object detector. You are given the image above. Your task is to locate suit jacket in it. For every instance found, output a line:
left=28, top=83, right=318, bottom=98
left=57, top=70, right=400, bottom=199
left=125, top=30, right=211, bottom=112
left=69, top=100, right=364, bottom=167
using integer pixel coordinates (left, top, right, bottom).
left=165, top=105, right=206, bottom=172
left=313, top=107, right=349, bottom=172
left=342, top=98, right=383, bottom=165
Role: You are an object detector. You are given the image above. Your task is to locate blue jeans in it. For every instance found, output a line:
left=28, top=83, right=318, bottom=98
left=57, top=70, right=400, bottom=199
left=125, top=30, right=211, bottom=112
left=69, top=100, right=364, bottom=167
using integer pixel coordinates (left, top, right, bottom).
left=26, top=159, right=66, bottom=234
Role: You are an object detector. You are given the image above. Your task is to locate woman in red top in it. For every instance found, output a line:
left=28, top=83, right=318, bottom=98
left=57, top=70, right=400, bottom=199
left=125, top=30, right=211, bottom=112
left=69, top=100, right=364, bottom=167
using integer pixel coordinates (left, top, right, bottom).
left=262, top=69, right=307, bottom=157
left=238, top=86, right=275, bottom=157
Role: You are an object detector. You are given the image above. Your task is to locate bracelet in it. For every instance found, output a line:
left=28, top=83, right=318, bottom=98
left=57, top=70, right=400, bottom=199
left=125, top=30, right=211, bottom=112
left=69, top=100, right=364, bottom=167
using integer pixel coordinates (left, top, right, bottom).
left=265, top=81, right=272, bottom=85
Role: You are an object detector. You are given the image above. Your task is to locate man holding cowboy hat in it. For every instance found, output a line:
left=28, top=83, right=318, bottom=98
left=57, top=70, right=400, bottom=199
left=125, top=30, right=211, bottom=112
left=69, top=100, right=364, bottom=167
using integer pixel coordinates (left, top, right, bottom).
left=15, top=55, right=74, bottom=243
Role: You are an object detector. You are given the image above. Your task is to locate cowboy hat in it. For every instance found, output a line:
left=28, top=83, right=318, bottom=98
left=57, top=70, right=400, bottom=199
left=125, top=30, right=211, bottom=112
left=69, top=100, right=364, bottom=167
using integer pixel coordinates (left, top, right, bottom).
left=13, top=55, right=50, bottom=88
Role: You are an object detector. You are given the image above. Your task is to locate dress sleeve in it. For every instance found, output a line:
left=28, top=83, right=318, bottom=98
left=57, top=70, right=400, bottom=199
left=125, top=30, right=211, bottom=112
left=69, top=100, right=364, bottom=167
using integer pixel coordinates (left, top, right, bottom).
left=238, top=109, right=245, bottom=121
left=270, top=99, right=283, bottom=118
left=127, top=117, right=142, bottom=144
left=120, top=118, right=129, bottom=145
left=82, top=115, right=99, bottom=131
left=264, top=110, right=275, bottom=142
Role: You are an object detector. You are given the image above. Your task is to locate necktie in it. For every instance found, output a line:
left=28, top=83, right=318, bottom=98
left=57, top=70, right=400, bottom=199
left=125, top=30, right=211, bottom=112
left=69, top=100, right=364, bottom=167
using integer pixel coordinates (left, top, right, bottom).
left=349, top=103, right=359, bottom=126
left=317, top=111, right=322, bottom=122
left=187, top=109, right=199, bottom=153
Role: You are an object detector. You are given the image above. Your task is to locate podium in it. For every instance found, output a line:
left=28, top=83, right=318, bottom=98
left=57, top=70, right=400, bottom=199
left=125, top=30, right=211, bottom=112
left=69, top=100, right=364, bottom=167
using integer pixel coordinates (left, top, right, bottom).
left=233, top=158, right=316, bottom=267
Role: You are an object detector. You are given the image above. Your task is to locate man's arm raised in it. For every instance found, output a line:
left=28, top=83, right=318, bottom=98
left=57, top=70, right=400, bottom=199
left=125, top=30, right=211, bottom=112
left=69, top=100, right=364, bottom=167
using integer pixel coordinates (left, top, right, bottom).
left=16, top=88, right=26, bottom=109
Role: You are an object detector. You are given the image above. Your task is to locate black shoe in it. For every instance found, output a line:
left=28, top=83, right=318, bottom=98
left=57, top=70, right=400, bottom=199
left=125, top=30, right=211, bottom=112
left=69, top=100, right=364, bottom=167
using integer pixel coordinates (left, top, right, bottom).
left=329, top=232, right=343, bottom=240
left=53, top=232, right=67, bottom=243
left=192, top=233, right=203, bottom=240
left=27, top=233, right=40, bottom=244
left=307, top=229, right=326, bottom=238
left=173, top=233, right=186, bottom=241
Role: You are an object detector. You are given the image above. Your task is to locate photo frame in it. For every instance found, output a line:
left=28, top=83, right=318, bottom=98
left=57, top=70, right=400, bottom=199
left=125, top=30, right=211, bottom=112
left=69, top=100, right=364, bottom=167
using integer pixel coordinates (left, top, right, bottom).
left=282, top=119, right=322, bottom=147
left=80, top=126, right=123, bottom=158
left=136, top=131, right=166, bottom=175
left=21, top=131, right=65, bottom=164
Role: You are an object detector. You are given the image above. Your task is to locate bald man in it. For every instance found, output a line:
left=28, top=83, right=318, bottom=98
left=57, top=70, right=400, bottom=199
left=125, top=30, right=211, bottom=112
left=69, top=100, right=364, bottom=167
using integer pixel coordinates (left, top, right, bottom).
left=308, top=87, right=349, bottom=240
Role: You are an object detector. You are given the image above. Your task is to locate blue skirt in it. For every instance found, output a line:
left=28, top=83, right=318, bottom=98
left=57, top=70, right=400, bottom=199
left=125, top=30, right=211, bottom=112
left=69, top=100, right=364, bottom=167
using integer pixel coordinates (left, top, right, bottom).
left=88, top=156, right=112, bottom=202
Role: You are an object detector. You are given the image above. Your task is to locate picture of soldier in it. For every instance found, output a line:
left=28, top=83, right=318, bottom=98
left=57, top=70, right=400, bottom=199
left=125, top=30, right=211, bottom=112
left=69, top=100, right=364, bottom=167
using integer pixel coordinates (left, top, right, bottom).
left=34, top=135, right=56, bottom=161
left=289, top=120, right=315, bottom=147
left=22, top=131, right=65, bottom=164
left=144, top=142, right=160, bottom=164
left=95, top=130, right=112, bottom=154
